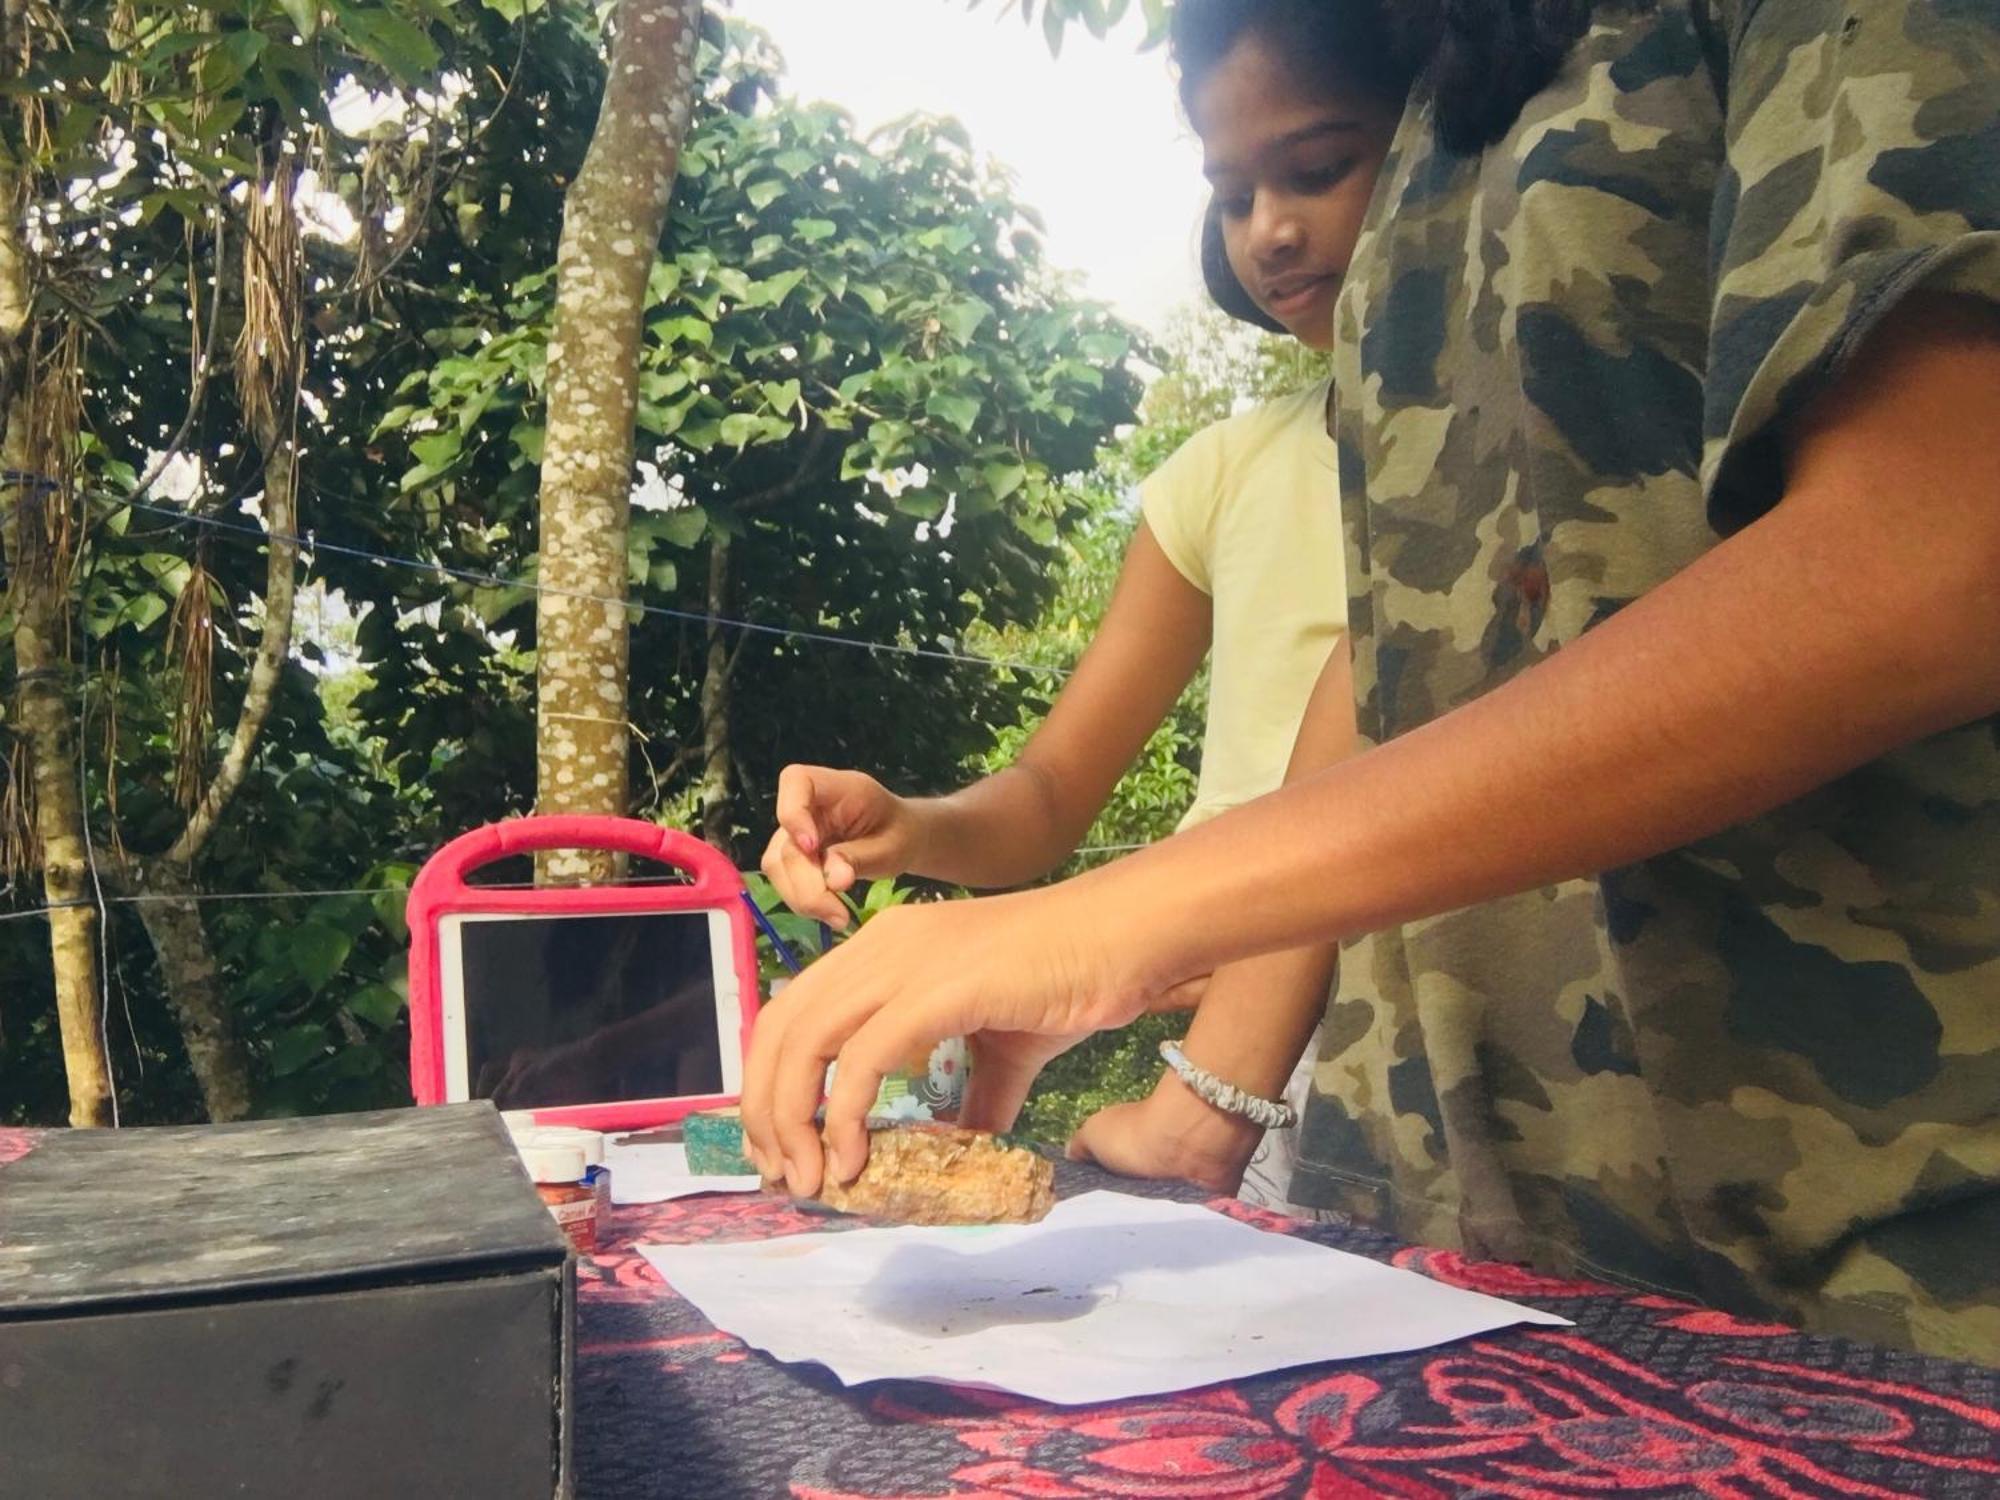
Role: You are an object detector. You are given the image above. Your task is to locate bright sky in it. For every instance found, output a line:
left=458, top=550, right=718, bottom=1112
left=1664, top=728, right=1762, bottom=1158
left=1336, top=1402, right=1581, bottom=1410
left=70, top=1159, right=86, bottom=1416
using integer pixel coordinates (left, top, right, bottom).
left=729, top=0, right=1208, bottom=337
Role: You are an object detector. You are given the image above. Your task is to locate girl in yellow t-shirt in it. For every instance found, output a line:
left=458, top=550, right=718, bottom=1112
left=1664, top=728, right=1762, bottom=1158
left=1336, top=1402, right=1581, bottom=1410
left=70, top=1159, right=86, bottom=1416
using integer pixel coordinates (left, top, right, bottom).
left=759, top=0, right=1408, bottom=1201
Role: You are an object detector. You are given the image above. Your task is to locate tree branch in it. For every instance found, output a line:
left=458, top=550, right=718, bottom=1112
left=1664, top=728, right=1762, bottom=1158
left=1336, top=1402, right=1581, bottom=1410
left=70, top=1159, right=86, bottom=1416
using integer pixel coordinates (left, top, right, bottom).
left=157, top=432, right=297, bottom=870
left=733, top=423, right=829, bottom=514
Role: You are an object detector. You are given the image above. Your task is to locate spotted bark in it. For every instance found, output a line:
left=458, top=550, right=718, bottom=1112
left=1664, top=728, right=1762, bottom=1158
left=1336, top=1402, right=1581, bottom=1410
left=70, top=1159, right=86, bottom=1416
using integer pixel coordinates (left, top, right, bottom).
left=535, top=0, right=702, bottom=883
left=697, top=537, right=736, bottom=854
left=2, top=468, right=113, bottom=1127
left=2, top=0, right=113, bottom=1125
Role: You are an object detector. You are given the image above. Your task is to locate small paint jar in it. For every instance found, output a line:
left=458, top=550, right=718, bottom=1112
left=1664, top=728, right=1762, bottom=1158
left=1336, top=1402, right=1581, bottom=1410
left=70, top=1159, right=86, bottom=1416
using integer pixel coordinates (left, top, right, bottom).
left=506, top=1119, right=612, bottom=1226
left=519, top=1141, right=598, bottom=1252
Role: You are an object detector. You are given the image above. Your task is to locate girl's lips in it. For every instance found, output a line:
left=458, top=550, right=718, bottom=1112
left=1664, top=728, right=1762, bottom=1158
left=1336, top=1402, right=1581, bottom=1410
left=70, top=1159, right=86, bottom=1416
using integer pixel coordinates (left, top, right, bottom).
left=1263, top=275, right=1336, bottom=320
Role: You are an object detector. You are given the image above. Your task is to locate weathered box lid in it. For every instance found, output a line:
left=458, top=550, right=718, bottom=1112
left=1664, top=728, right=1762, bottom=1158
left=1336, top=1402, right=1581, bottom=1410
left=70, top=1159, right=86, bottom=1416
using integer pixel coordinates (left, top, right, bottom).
left=0, top=1103, right=567, bottom=1319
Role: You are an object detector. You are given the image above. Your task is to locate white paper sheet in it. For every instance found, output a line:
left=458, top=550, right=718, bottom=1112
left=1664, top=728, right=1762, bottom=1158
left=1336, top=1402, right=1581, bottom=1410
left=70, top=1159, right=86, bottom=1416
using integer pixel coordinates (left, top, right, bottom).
left=602, top=1138, right=760, bottom=1205
left=640, top=1190, right=1569, bottom=1404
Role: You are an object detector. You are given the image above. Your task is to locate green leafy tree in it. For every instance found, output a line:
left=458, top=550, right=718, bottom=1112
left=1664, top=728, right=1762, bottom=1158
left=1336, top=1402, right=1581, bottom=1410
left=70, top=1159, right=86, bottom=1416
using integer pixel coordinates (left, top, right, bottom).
left=2, top=0, right=564, bottom=1122
left=375, top=21, right=1142, bottom=861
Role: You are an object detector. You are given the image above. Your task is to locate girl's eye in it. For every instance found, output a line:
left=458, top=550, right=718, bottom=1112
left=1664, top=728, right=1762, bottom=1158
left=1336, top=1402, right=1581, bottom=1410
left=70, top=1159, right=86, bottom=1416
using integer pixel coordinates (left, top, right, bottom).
left=1294, top=160, right=1356, bottom=194
left=1218, top=192, right=1253, bottom=220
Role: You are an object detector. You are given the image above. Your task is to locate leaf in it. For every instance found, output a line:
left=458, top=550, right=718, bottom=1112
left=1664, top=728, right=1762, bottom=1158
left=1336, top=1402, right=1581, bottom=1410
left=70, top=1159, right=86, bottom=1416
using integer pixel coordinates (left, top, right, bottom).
left=119, top=593, right=169, bottom=633
left=982, top=460, right=1028, bottom=502
left=761, top=379, right=802, bottom=417
left=773, top=148, right=818, bottom=179
left=276, top=0, right=320, bottom=38
left=862, top=878, right=910, bottom=917
left=662, top=507, right=710, bottom=548
left=719, top=411, right=766, bottom=449
left=938, top=296, right=992, bottom=344
left=651, top=316, right=713, bottom=349
left=411, top=431, right=462, bottom=468
left=346, top=984, right=405, bottom=1028
left=748, top=267, right=807, bottom=308
left=291, top=921, right=353, bottom=993
left=745, top=178, right=786, bottom=212
left=925, top=391, right=981, bottom=435
left=794, top=218, right=837, bottom=244
left=1078, top=331, right=1128, bottom=364
left=269, top=1023, right=331, bottom=1078
left=333, top=3, right=440, bottom=83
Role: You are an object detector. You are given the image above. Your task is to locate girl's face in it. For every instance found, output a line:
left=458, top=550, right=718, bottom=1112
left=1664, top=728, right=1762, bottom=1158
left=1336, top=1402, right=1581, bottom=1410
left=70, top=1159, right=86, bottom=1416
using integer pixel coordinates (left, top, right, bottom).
left=1191, top=36, right=1399, bottom=351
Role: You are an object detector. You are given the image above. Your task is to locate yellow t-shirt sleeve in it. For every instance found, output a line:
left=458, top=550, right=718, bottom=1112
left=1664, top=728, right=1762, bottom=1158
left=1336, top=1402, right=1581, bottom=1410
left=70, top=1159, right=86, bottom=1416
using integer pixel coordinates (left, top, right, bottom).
left=1139, top=423, right=1227, bottom=596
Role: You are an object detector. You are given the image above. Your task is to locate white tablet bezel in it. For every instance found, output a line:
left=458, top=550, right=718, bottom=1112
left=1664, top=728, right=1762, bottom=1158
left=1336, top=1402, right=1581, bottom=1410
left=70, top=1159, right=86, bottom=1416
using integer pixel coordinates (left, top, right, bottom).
left=437, top=906, right=745, bottom=1107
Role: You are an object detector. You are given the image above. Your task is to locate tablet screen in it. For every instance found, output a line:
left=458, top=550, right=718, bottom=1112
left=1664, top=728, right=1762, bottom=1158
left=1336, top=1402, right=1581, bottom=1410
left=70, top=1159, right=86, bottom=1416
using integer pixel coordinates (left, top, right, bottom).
left=439, top=909, right=740, bottom=1110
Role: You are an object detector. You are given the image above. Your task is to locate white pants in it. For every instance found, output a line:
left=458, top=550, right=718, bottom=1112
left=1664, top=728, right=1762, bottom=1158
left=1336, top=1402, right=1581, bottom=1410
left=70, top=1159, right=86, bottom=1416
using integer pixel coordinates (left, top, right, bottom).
left=1236, top=1028, right=1339, bottom=1222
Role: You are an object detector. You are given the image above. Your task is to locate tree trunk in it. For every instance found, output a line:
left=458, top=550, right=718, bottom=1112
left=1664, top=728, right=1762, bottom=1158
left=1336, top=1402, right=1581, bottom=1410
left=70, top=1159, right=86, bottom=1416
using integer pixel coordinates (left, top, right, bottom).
left=127, top=437, right=293, bottom=1122
left=697, top=537, right=735, bottom=854
left=2, top=0, right=114, bottom=1124
left=2, top=477, right=114, bottom=1127
left=130, top=867, right=252, bottom=1121
left=534, top=0, right=702, bottom=883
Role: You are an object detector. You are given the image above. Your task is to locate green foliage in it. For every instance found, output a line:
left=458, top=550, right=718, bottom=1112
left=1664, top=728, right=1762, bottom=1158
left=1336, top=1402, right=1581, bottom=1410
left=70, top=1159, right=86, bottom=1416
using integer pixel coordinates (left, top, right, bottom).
left=367, top=18, right=1143, bottom=858
left=1, top=2, right=1143, bottom=1125
left=972, top=0, right=1175, bottom=52
left=743, top=871, right=913, bottom=985
left=1016, top=1013, right=1183, bottom=1144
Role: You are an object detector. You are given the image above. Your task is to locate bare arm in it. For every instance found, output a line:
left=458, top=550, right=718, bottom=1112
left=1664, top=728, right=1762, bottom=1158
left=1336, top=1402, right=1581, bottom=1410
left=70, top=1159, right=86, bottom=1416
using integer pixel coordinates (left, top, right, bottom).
left=764, top=522, right=1210, bottom=920
left=1096, top=296, right=2000, bottom=992
left=911, top=523, right=1211, bottom=886
left=1069, top=638, right=1356, bottom=1190
left=744, top=295, right=2000, bottom=1192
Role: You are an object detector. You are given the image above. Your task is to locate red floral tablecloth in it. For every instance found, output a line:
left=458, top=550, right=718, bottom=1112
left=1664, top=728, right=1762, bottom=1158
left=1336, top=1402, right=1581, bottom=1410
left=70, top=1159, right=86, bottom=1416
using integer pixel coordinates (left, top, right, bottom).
left=5, top=1127, right=1997, bottom=1497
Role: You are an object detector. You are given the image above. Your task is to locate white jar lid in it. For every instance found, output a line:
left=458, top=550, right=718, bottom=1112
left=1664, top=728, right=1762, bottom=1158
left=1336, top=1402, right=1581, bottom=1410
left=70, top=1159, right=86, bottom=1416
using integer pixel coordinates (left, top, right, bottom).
left=518, top=1141, right=589, bottom=1185
left=505, top=1120, right=606, bottom=1167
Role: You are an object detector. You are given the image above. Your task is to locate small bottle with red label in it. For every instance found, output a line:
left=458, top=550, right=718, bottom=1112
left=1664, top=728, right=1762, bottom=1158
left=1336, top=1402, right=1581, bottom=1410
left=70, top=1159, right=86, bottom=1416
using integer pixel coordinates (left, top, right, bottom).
left=519, top=1141, right=598, bottom=1253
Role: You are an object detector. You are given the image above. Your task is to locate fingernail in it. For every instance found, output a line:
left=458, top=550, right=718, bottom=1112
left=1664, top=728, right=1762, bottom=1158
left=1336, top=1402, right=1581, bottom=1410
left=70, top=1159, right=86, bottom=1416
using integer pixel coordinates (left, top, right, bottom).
left=799, top=831, right=818, bottom=855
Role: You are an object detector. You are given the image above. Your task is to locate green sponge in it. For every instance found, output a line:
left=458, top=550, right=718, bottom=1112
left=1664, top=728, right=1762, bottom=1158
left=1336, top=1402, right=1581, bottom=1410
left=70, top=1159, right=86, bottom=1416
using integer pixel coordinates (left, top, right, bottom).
left=684, top=1106, right=752, bottom=1175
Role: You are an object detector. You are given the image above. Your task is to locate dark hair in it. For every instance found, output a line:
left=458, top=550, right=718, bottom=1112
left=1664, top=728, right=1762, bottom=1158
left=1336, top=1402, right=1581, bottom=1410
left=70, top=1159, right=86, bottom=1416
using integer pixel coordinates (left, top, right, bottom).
left=1386, top=0, right=1605, bottom=156
left=1171, top=0, right=1409, bottom=117
left=1172, top=0, right=1411, bottom=331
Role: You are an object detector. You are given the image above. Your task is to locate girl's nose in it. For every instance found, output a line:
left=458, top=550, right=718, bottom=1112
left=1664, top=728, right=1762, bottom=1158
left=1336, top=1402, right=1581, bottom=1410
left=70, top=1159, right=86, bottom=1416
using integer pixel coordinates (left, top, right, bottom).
left=1253, top=198, right=1305, bottom=260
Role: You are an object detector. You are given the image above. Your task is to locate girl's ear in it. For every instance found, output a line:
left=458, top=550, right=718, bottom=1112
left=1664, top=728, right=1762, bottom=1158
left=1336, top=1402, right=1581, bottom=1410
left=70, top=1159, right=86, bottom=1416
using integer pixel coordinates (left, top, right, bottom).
left=1200, top=199, right=1288, bottom=335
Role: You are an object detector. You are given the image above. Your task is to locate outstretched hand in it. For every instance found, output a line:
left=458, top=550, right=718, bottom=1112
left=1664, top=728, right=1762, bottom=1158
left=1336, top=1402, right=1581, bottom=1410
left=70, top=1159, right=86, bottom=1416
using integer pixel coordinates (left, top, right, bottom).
left=738, top=884, right=1189, bottom=1196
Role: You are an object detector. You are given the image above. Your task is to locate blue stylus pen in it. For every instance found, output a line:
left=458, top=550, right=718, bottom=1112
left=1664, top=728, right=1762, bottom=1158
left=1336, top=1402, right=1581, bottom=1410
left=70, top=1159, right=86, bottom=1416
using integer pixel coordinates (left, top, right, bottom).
left=741, top=890, right=807, bottom=976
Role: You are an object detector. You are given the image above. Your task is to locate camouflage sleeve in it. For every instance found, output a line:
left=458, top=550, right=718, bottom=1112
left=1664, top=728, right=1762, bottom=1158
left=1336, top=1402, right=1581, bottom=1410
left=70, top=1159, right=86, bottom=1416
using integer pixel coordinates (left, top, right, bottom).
left=1704, top=0, right=2000, bottom=531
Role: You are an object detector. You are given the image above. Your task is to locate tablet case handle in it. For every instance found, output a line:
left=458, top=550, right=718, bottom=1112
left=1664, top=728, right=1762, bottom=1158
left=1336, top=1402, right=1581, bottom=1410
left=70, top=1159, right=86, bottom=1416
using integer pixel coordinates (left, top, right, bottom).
left=409, top=814, right=743, bottom=905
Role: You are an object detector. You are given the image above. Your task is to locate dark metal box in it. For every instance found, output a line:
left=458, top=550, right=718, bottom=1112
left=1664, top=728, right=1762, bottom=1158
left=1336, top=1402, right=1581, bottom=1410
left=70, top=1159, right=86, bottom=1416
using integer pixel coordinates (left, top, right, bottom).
left=0, top=1103, right=572, bottom=1498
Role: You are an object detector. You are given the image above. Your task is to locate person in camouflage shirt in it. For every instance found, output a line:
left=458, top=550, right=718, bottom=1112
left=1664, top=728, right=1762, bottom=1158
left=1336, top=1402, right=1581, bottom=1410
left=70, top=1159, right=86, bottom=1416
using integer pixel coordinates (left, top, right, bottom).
left=1287, top=0, right=2000, bottom=1361
left=737, top=0, right=2000, bottom=1364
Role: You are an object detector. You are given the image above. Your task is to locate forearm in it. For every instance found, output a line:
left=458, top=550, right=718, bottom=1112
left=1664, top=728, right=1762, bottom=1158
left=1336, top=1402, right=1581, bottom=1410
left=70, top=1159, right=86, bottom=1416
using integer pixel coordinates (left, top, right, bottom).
left=901, top=760, right=1095, bottom=890
left=1173, top=635, right=1353, bottom=1096
left=1071, top=306, right=2000, bottom=993
left=1177, top=941, right=1337, bottom=1099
